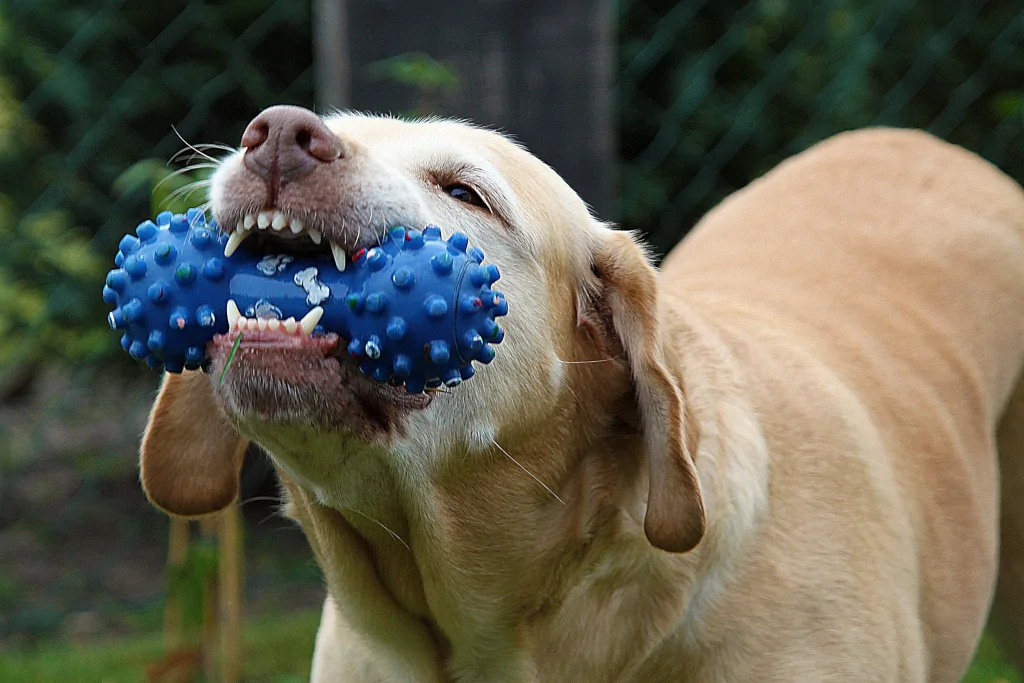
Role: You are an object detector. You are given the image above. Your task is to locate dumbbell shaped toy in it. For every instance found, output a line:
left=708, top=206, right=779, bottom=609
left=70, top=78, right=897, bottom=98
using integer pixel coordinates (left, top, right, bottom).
left=103, top=208, right=507, bottom=394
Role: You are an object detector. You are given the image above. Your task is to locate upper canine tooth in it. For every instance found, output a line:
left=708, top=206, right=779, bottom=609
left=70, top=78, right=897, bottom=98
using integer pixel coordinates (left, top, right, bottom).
left=330, top=241, right=346, bottom=272
left=257, top=211, right=272, bottom=229
left=243, top=214, right=255, bottom=229
left=308, top=229, right=322, bottom=245
left=272, top=212, right=288, bottom=231
left=226, top=300, right=241, bottom=329
left=224, top=229, right=250, bottom=257
left=299, top=306, right=324, bottom=336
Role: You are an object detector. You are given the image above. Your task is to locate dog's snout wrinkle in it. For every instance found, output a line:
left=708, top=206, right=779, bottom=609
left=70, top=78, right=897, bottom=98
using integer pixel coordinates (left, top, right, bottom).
left=241, top=105, right=345, bottom=201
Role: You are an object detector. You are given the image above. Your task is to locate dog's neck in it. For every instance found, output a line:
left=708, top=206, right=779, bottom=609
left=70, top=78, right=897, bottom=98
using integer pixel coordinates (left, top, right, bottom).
left=269, top=301, right=771, bottom=678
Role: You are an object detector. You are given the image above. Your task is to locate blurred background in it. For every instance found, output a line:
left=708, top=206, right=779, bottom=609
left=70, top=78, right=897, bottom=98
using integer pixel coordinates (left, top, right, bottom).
left=0, top=0, right=1022, bottom=681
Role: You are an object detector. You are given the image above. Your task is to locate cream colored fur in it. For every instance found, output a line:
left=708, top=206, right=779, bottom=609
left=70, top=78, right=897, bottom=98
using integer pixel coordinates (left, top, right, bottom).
left=141, top=117, right=1024, bottom=682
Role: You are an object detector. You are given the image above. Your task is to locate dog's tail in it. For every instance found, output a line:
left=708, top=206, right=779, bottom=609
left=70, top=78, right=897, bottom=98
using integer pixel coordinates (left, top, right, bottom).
left=989, top=374, right=1024, bottom=671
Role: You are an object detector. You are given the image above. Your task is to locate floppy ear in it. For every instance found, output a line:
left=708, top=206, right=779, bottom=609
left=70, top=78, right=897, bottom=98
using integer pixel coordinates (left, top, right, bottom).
left=584, top=228, right=706, bottom=553
left=140, top=370, right=249, bottom=518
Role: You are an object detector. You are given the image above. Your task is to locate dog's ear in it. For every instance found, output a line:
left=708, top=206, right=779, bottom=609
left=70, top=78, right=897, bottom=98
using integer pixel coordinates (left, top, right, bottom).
left=140, top=370, right=249, bottom=518
left=582, top=228, right=706, bottom=553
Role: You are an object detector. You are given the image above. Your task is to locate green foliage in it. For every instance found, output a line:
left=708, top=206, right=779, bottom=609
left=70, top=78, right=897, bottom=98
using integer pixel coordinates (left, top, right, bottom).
left=619, top=0, right=1024, bottom=253
left=365, top=51, right=460, bottom=93
left=364, top=51, right=461, bottom=117
left=964, top=633, right=1024, bottom=683
left=0, top=0, right=312, bottom=374
left=113, top=159, right=214, bottom=218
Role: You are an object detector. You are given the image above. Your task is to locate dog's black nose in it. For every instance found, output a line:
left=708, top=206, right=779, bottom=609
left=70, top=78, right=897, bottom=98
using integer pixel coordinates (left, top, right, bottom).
left=240, top=105, right=343, bottom=185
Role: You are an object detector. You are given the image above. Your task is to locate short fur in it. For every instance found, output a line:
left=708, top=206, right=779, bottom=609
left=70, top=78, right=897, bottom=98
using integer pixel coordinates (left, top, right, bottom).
left=141, top=116, right=1024, bottom=682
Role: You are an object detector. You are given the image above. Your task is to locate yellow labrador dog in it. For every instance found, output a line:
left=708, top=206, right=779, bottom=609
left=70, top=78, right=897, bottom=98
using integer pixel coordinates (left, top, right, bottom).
left=139, top=106, right=1024, bottom=682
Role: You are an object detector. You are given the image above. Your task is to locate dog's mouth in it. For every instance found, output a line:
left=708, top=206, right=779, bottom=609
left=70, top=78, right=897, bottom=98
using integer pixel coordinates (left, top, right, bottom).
left=222, top=208, right=352, bottom=271
left=208, top=206, right=432, bottom=437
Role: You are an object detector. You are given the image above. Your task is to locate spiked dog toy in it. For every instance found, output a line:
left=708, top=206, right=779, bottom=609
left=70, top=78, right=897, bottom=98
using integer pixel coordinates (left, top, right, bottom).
left=103, top=208, right=507, bottom=393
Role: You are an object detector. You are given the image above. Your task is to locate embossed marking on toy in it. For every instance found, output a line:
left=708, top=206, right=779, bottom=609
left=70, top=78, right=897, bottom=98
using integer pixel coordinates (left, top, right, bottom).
left=257, top=254, right=295, bottom=276
left=294, top=267, right=331, bottom=306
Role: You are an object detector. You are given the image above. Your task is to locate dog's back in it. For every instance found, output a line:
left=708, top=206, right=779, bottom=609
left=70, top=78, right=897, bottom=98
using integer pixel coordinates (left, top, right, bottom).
left=661, top=128, right=1024, bottom=678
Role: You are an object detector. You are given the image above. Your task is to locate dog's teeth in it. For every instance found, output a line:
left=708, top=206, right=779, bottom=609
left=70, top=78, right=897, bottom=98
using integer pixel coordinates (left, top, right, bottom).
left=243, top=214, right=255, bottom=229
left=257, top=317, right=268, bottom=331
left=330, top=241, right=346, bottom=272
left=283, top=317, right=298, bottom=334
left=235, top=219, right=244, bottom=231
left=267, top=318, right=281, bottom=331
left=308, top=229, right=322, bottom=245
left=246, top=318, right=258, bottom=331
left=257, top=211, right=271, bottom=229
left=272, top=211, right=288, bottom=231
left=299, top=306, right=324, bottom=336
left=224, top=229, right=249, bottom=257
left=291, top=217, right=304, bottom=232
left=226, top=300, right=240, bottom=329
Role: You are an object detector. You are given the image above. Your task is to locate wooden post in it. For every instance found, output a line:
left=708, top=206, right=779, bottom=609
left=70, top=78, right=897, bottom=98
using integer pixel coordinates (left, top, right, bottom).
left=218, top=502, right=244, bottom=683
left=199, top=516, right=219, bottom=682
left=163, top=518, right=190, bottom=651
left=313, top=0, right=351, bottom=111
left=314, top=0, right=616, bottom=219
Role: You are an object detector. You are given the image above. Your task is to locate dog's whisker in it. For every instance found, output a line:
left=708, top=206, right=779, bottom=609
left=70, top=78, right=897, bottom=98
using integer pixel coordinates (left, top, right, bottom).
left=189, top=142, right=238, bottom=153
left=163, top=180, right=213, bottom=208
left=239, top=495, right=284, bottom=506
left=169, top=146, right=217, bottom=167
left=164, top=161, right=219, bottom=174
left=258, top=511, right=281, bottom=526
left=172, top=125, right=219, bottom=163
left=154, top=165, right=217, bottom=193
left=489, top=437, right=566, bottom=506
left=344, top=506, right=412, bottom=552
left=556, top=357, right=617, bottom=365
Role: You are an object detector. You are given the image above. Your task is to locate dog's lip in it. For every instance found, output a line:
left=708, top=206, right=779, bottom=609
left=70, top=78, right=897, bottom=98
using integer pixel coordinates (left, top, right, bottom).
left=212, top=328, right=340, bottom=352
left=209, top=329, right=432, bottom=408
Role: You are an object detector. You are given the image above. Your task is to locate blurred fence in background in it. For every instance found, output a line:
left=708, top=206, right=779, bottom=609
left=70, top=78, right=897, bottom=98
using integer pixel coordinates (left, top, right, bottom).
left=0, top=0, right=319, bottom=650
left=2, top=0, right=1024, bottom=656
left=619, top=0, right=1024, bottom=256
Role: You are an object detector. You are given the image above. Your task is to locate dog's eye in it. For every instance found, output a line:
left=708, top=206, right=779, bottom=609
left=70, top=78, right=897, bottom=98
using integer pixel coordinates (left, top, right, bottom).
left=444, top=184, right=486, bottom=208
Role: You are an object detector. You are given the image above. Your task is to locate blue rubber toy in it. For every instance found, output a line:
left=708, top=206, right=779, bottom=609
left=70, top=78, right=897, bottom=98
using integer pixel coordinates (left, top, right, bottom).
left=103, top=208, right=507, bottom=393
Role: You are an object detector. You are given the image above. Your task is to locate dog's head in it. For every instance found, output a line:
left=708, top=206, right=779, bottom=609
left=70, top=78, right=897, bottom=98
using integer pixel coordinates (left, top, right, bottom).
left=140, top=106, right=704, bottom=553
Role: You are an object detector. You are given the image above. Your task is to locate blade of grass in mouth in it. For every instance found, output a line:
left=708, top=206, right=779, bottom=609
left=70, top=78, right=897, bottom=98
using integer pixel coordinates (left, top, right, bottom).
left=219, top=333, right=244, bottom=385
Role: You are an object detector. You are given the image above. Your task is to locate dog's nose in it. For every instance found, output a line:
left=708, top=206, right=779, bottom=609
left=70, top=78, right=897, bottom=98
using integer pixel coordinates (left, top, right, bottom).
left=240, top=105, right=343, bottom=184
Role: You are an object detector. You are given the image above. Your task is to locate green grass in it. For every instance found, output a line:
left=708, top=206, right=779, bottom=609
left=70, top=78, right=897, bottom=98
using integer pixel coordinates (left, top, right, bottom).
left=0, top=614, right=1020, bottom=682
left=0, top=610, right=320, bottom=683
left=964, top=633, right=1024, bottom=683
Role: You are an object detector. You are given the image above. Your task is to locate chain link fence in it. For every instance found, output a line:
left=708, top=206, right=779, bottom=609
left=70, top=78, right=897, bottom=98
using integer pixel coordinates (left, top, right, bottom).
left=618, top=0, right=1024, bottom=256
left=3, top=0, right=1024, bottom=658
left=0, top=0, right=320, bottom=648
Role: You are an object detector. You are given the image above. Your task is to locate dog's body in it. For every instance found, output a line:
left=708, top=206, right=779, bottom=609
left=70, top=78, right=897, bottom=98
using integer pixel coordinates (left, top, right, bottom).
left=140, top=112, right=1024, bottom=682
